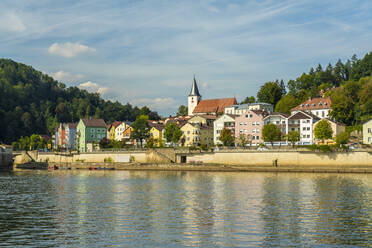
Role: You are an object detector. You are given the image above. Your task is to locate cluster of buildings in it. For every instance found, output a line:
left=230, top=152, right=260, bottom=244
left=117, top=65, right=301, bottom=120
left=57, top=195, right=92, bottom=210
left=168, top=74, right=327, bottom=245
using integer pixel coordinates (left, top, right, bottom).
left=53, top=119, right=134, bottom=152
left=52, top=77, right=372, bottom=152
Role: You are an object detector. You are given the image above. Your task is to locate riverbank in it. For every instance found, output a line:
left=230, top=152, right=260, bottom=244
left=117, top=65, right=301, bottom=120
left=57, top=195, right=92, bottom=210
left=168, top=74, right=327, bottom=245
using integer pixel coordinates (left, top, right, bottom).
left=13, top=162, right=372, bottom=173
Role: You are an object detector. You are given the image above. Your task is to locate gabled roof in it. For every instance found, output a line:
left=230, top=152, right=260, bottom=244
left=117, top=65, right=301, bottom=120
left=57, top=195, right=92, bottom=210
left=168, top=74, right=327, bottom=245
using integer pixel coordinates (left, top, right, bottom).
left=264, top=112, right=290, bottom=119
left=81, top=118, right=106, bottom=127
left=112, top=121, right=122, bottom=128
left=193, top=97, right=237, bottom=114
left=289, top=111, right=319, bottom=120
left=291, top=97, right=332, bottom=111
left=189, top=76, right=201, bottom=97
left=148, top=122, right=165, bottom=131
left=251, top=110, right=269, bottom=117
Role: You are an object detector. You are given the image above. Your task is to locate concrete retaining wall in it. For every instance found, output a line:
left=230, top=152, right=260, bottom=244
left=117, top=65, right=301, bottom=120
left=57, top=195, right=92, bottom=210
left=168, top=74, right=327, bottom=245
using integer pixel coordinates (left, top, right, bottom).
left=188, top=151, right=372, bottom=167
left=36, top=151, right=146, bottom=163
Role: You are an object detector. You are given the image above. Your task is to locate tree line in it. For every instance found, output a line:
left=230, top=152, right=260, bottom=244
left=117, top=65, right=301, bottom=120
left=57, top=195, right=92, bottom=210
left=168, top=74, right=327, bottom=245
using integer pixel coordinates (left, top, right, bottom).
left=0, top=59, right=160, bottom=144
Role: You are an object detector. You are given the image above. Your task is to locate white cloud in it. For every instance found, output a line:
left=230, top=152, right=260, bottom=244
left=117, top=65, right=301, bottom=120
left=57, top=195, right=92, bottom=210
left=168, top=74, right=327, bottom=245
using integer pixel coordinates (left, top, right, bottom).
left=133, top=97, right=176, bottom=110
left=51, top=70, right=84, bottom=82
left=78, top=81, right=109, bottom=96
left=48, top=42, right=96, bottom=58
left=0, top=12, right=25, bottom=32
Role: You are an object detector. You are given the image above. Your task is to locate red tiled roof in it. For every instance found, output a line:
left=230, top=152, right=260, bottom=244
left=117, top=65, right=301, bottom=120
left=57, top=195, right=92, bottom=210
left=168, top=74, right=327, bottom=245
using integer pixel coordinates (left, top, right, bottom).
left=291, top=97, right=332, bottom=111
left=82, top=118, right=106, bottom=127
left=112, top=121, right=122, bottom=127
left=193, top=98, right=237, bottom=114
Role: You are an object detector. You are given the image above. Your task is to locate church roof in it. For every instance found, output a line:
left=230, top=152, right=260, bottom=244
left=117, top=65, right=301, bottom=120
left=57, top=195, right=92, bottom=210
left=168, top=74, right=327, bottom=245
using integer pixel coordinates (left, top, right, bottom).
left=189, top=77, right=201, bottom=97
left=193, top=97, right=237, bottom=114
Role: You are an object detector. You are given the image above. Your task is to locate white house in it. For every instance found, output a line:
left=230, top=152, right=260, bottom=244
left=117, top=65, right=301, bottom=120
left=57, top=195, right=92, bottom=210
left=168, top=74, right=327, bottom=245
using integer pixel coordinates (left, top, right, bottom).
left=288, top=111, right=320, bottom=144
left=213, top=114, right=237, bottom=145
left=291, top=97, right=332, bottom=119
left=263, top=112, right=290, bottom=135
left=225, top=103, right=273, bottom=116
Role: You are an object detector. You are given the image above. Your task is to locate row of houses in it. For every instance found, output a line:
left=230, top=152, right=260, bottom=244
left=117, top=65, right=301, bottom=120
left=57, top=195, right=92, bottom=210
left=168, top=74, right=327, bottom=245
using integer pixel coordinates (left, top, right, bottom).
left=53, top=118, right=135, bottom=152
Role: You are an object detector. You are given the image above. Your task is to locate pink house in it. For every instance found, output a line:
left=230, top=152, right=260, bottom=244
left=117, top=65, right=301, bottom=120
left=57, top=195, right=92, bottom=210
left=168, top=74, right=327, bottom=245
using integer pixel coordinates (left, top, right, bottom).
left=235, top=110, right=268, bottom=144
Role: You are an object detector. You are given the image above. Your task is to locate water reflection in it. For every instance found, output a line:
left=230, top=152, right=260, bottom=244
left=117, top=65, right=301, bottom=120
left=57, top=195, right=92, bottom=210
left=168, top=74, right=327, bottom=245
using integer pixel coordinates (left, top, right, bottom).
left=0, top=171, right=370, bottom=247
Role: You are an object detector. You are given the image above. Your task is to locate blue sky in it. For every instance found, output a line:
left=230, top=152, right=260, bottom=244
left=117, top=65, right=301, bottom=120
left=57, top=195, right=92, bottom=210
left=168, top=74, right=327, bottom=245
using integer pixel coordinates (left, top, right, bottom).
left=1, top=0, right=372, bottom=116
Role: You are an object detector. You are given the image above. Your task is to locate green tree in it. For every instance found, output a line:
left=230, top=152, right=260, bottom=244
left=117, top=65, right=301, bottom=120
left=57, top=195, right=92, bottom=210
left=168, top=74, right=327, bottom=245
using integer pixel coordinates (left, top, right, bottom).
left=218, top=128, right=234, bottom=147
left=274, top=94, right=299, bottom=114
left=130, top=115, right=150, bottom=147
left=286, top=131, right=300, bottom=148
left=314, top=119, right=333, bottom=143
left=241, top=96, right=256, bottom=104
left=238, top=134, right=248, bottom=147
left=335, top=131, right=349, bottom=145
left=262, top=123, right=282, bottom=146
left=257, top=81, right=283, bottom=107
left=164, top=122, right=183, bottom=145
left=177, top=105, right=188, bottom=116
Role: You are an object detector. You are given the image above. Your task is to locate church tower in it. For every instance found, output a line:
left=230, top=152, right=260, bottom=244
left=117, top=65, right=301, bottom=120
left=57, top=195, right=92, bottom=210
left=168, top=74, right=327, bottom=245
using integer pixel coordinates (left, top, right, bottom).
left=188, top=76, right=201, bottom=116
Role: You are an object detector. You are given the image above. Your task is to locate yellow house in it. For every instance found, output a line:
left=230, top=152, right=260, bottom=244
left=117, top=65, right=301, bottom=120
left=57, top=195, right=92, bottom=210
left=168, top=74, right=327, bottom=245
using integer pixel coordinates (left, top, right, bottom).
left=188, top=115, right=217, bottom=126
left=363, top=119, right=372, bottom=144
left=180, top=123, right=213, bottom=147
left=148, top=123, right=165, bottom=147
left=312, top=118, right=345, bottom=144
left=107, top=121, right=121, bottom=140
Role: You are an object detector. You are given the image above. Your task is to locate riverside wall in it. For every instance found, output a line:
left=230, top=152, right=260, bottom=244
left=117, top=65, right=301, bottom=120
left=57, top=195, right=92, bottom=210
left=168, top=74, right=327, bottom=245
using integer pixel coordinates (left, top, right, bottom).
left=187, top=150, right=372, bottom=167
left=15, top=149, right=372, bottom=169
left=36, top=151, right=147, bottom=164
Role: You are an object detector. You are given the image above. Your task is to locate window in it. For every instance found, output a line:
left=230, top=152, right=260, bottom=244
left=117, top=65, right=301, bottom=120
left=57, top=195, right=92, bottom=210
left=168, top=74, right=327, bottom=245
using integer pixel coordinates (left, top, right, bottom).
left=369, top=137, right=371, bottom=142
left=282, top=121, right=285, bottom=124
left=306, top=104, right=309, bottom=107
left=91, top=129, right=94, bottom=133
left=307, top=127, right=310, bottom=131
left=91, top=134, right=94, bottom=138
left=301, top=104, right=304, bottom=107
left=303, top=135, right=306, bottom=138
left=187, top=131, right=190, bottom=134
left=187, top=137, right=190, bottom=141
left=276, top=121, right=279, bottom=124
left=322, top=111, right=325, bottom=117
left=245, top=114, right=249, bottom=118
left=316, top=111, right=319, bottom=116
left=325, top=102, right=328, bottom=106
left=307, top=135, right=310, bottom=138
left=319, top=103, right=322, bottom=106
left=250, top=114, right=253, bottom=118
left=256, top=136, right=260, bottom=140
left=368, top=128, right=371, bottom=133
left=291, top=128, right=295, bottom=131
left=312, top=103, right=315, bottom=106
left=303, top=127, right=306, bottom=131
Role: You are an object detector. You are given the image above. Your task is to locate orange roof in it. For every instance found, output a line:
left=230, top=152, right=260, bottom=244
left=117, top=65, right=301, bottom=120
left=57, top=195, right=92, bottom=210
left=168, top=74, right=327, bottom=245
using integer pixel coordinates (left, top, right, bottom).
left=193, top=98, right=237, bottom=114
left=291, top=97, right=332, bottom=111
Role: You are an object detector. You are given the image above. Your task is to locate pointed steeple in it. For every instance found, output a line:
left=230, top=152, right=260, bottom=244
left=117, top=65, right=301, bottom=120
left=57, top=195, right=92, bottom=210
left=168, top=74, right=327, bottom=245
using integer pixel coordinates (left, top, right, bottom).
left=189, top=76, right=201, bottom=97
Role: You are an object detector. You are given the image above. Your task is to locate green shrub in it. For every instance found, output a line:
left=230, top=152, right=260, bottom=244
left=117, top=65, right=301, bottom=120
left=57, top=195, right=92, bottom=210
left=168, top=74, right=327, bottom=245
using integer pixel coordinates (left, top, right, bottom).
left=318, top=145, right=333, bottom=153
left=130, top=155, right=135, bottom=162
left=104, top=157, right=113, bottom=163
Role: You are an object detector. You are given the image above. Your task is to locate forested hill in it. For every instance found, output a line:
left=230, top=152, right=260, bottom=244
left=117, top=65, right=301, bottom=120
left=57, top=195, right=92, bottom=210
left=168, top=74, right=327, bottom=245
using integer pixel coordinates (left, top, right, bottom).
left=0, top=59, right=159, bottom=143
left=254, top=51, right=372, bottom=126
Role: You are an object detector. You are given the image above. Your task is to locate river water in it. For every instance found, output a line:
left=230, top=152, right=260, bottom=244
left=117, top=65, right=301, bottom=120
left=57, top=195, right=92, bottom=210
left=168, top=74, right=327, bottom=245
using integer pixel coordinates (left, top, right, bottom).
left=0, top=171, right=371, bottom=248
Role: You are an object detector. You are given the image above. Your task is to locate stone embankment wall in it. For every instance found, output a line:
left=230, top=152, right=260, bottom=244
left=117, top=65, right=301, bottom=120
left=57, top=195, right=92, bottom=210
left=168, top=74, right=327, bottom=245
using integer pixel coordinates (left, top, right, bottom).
left=35, top=151, right=146, bottom=164
left=187, top=150, right=372, bottom=167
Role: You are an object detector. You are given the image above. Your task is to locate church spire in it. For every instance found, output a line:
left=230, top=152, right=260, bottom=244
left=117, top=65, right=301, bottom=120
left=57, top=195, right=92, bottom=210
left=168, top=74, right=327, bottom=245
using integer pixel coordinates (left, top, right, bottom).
left=189, top=76, right=201, bottom=97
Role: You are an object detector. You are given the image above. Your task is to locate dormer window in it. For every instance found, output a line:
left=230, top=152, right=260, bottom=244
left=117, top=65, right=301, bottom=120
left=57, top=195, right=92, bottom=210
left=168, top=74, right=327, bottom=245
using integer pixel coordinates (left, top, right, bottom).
left=312, top=103, right=315, bottom=106
left=306, top=104, right=309, bottom=107
left=324, top=102, right=328, bottom=106
left=301, top=104, right=304, bottom=107
left=319, top=103, right=322, bottom=106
